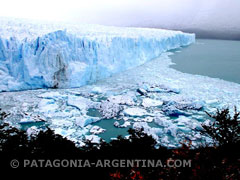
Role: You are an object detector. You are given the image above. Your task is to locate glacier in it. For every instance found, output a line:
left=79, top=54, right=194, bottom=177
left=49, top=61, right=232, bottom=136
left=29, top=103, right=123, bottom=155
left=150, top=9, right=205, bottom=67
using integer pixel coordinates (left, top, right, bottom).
left=1, top=51, right=240, bottom=148
left=0, top=17, right=195, bottom=91
left=1, top=18, right=240, bottom=148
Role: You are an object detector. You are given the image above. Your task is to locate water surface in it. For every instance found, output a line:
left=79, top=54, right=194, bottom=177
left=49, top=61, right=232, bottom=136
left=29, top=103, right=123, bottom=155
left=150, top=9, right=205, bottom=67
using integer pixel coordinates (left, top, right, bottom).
left=170, top=39, right=240, bottom=84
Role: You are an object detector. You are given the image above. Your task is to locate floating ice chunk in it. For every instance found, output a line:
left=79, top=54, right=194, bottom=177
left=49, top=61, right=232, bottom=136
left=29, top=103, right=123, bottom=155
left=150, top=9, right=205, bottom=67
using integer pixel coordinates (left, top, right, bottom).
left=142, top=84, right=151, bottom=91
left=194, top=133, right=202, bottom=139
left=160, top=136, right=170, bottom=146
left=177, top=102, right=203, bottom=111
left=21, top=102, right=29, bottom=111
left=205, top=99, right=219, bottom=105
left=125, top=135, right=130, bottom=139
left=75, top=116, right=87, bottom=127
left=161, top=105, right=186, bottom=117
left=20, top=118, right=37, bottom=124
left=75, top=140, right=86, bottom=147
left=51, top=109, right=77, bottom=118
left=142, top=116, right=154, bottom=122
left=108, top=95, right=135, bottom=105
left=37, top=91, right=65, bottom=99
left=133, top=122, right=163, bottom=141
left=205, top=136, right=214, bottom=145
left=124, top=107, right=148, bottom=117
left=98, top=101, right=123, bottom=119
left=110, top=137, right=118, bottom=141
left=114, top=121, right=120, bottom=127
left=85, top=135, right=101, bottom=144
left=123, top=117, right=129, bottom=121
left=75, top=116, right=99, bottom=127
left=166, top=124, right=178, bottom=137
left=143, top=84, right=180, bottom=94
left=162, top=99, right=204, bottom=116
left=90, top=126, right=106, bottom=135
left=114, top=121, right=131, bottom=128
left=154, top=116, right=172, bottom=127
left=38, top=99, right=59, bottom=115
left=91, top=86, right=104, bottom=94
left=119, top=121, right=131, bottom=128
left=202, top=119, right=212, bottom=127
left=67, top=95, right=92, bottom=113
left=178, top=126, right=192, bottom=133
left=190, top=122, right=203, bottom=131
left=176, top=116, right=191, bottom=126
left=54, top=128, right=76, bottom=138
left=165, top=100, right=204, bottom=111
left=26, top=126, right=40, bottom=137
left=19, top=112, right=45, bottom=124
left=142, top=98, right=163, bottom=107
left=132, top=122, right=148, bottom=130
left=51, top=119, right=74, bottom=127
left=151, top=87, right=164, bottom=93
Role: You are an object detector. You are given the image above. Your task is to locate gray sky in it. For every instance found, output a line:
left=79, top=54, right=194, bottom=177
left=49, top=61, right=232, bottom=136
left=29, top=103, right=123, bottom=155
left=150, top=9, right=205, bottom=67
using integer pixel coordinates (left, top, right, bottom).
left=1, top=0, right=240, bottom=39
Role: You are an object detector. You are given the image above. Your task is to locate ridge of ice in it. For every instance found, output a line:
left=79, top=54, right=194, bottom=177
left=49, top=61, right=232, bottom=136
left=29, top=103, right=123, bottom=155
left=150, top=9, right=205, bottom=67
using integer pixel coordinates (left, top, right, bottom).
left=0, top=17, right=195, bottom=91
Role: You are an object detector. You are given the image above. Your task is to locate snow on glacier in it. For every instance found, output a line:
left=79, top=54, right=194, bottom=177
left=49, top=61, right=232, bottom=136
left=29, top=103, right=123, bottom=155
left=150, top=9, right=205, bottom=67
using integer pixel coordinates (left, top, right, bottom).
left=0, top=17, right=195, bottom=91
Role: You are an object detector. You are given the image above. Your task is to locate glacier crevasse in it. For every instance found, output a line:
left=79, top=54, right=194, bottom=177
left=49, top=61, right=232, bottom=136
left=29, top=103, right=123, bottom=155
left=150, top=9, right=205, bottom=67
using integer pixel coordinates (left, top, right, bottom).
left=0, top=18, right=195, bottom=91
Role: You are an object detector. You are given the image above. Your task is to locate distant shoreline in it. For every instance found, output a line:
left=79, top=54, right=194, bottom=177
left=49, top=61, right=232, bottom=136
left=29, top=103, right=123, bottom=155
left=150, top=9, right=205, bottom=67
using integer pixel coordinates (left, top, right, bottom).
left=121, top=24, right=240, bottom=41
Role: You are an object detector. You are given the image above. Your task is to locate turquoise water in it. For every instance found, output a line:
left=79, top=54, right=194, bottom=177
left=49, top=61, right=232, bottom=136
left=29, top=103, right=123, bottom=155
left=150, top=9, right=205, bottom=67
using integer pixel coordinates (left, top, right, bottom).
left=93, top=119, right=130, bottom=142
left=92, top=120, right=165, bottom=142
left=20, top=121, right=46, bottom=131
left=170, top=39, right=240, bottom=84
left=87, top=108, right=129, bottom=142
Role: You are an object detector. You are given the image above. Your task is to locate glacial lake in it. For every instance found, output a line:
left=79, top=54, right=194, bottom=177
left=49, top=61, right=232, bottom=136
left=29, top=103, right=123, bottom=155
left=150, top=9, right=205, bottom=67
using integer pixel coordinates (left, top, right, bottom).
left=4, top=38, right=240, bottom=148
left=92, top=39, right=240, bottom=143
left=170, top=39, right=240, bottom=84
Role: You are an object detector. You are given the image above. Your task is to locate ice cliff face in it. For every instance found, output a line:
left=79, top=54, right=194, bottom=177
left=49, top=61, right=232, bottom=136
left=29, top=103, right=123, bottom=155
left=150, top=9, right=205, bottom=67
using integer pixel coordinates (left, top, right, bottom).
left=0, top=18, right=195, bottom=91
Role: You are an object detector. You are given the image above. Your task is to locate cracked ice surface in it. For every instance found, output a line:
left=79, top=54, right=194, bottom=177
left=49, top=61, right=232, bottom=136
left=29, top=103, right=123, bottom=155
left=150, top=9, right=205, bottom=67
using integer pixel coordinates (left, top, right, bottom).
left=0, top=17, right=194, bottom=91
left=1, top=52, right=240, bottom=148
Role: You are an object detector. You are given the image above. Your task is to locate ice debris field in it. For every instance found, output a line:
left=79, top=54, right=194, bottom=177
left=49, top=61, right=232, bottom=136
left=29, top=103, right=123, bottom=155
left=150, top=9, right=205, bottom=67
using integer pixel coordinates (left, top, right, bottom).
left=0, top=18, right=240, bottom=148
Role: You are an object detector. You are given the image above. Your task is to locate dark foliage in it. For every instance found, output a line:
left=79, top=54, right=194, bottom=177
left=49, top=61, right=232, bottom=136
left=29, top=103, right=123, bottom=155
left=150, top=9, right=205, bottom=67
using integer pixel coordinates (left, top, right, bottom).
left=0, top=109, right=240, bottom=179
left=201, top=107, right=240, bottom=146
left=0, top=108, right=9, bottom=120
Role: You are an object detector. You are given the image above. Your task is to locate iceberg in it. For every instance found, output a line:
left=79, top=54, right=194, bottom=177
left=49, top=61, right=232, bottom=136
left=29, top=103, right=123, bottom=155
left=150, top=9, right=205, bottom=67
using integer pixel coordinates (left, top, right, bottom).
left=141, top=98, right=163, bottom=107
left=123, top=107, right=148, bottom=117
left=0, top=17, right=195, bottom=91
left=89, top=126, right=106, bottom=135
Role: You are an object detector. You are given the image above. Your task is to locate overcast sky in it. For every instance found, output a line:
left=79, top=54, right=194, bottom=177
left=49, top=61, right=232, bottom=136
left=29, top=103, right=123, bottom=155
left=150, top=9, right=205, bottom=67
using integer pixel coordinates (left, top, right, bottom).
left=1, top=0, right=240, bottom=39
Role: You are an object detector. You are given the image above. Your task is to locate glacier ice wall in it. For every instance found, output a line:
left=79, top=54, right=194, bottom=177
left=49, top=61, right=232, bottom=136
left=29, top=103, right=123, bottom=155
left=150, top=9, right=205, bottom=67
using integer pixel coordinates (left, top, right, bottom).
left=0, top=18, right=195, bottom=91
